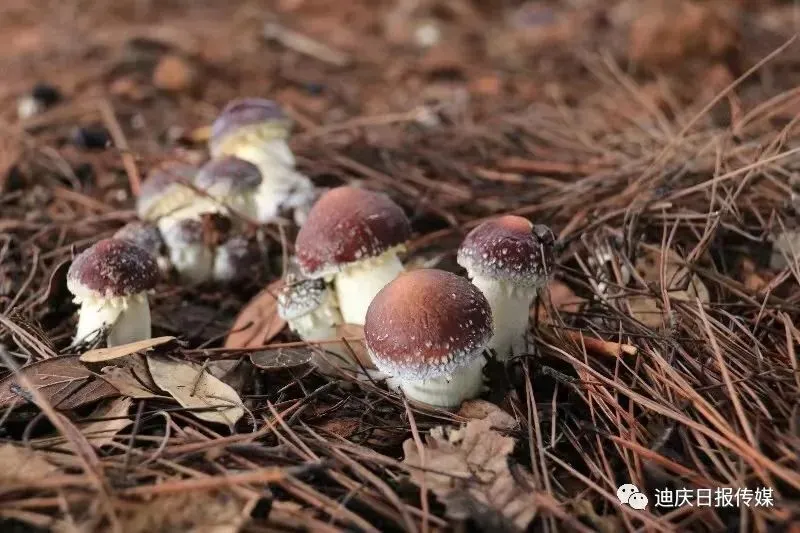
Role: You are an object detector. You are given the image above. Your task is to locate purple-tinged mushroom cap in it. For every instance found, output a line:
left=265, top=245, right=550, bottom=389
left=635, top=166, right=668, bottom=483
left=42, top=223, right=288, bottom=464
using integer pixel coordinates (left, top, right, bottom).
left=195, top=156, right=262, bottom=197
left=209, top=98, right=292, bottom=157
left=457, top=215, right=555, bottom=286
left=67, top=238, right=159, bottom=301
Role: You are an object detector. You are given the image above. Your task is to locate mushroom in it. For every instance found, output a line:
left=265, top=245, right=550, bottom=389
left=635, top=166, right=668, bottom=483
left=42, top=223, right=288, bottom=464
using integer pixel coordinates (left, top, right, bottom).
left=161, top=218, right=215, bottom=284
left=136, top=161, right=201, bottom=233
left=364, top=269, right=493, bottom=408
left=67, top=238, right=159, bottom=347
left=277, top=278, right=343, bottom=343
left=213, top=236, right=262, bottom=283
left=193, top=156, right=261, bottom=221
left=209, top=98, right=294, bottom=166
left=457, top=215, right=555, bottom=360
left=294, top=186, right=411, bottom=325
left=113, top=221, right=171, bottom=275
left=209, top=98, right=315, bottom=224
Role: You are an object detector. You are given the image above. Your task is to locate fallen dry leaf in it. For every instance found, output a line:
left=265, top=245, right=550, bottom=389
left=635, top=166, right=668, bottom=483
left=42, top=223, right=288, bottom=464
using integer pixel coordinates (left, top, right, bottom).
left=80, top=336, right=176, bottom=363
left=456, top=400, right=517, bottom=431
left=55, top=491, right=246, bottom=533
left=628, top=249, right=710, bottom=328
left=101, top=366, right=162, bottom=399
left=331, top=323, right=371, bottom=368
left=403, top=417, right=537, bottom=531
left=100, top=350, right=162, bottom=399
left=0, top=443, right=60, bottom=484
left=535, top=279, right=585, bottom=322
left=0, top=355, right=119, bottom=409
left=225, top=280, right=286, bottom=349
left=147, top=355, right=244, bottom=427
left=61, top=397, right=132, bottom=450
left=249, top=347, right=312, bottom=370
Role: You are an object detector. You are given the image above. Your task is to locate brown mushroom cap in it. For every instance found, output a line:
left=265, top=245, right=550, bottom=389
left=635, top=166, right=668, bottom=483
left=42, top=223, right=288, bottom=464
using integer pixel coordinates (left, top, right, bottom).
left=277, top=278, right=329, bottom=320
left=67, top=238, right=159, bottom=300
left=209, top=98, right=291, bottom=156
left=364, top=269, right=492, bottom=381
left=457, top=215, right=555, bottom=285
left=113, top=221, right=165, bottom=257
left=295, top=186, right=411, bottom=277
left=194, top=156, right=262, bottom=196
left=136, top=161, right=198, bottom=220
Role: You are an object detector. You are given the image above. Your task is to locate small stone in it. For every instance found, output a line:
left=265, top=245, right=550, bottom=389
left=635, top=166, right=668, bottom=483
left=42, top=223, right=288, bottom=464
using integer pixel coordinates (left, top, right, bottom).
left=153, top=54, right=198, bottom=92
left=70, top=125, right=112, bottom=150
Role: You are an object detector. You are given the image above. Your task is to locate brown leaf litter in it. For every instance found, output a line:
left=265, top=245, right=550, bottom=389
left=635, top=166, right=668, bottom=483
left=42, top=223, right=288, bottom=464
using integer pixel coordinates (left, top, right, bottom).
left=403, top=407, right=538, bottom=532
left=147, top=355, right=244, bottom=427
left=0, top=355, right=119, bottom=410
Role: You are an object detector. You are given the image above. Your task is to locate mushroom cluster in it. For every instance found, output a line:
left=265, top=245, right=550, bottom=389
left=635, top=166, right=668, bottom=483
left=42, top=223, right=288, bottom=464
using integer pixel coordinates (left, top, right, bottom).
left=274, top=185, right=412, bottom=370
left=295, top=186, right=411, bottom=325
left=209, top=98, right=315, bottom=226
left=126, top=98, right=318, bottom=285
left=63, top=93, right=559, bottom=413
left=66, top=97, right=317, bottom=347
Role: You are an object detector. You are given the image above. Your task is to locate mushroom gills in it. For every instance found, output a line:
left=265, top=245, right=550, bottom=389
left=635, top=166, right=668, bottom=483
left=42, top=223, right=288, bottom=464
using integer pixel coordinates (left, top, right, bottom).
left=75, top=294, right=151, bottom=347
left=471, top=274, right=539, bottom=360
left=286, top=289, right=342, bottom=342
left=397, top=359, right=485, bottom=408
left=334, top=249, right=405, bottom=325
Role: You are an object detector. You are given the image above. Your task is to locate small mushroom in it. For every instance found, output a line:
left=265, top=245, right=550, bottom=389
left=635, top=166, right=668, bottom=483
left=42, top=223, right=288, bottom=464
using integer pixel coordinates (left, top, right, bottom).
left=193, top=156, right=261, bottom=221
left=277, top=278, right=343, bottom=343
left=67, top=238, right=159, bottom=347
left=161, top=218, right=215, bottom=284
left=136, top=161, right=201, bottom=232
left=209, top=98, right=294, bottom=165
left=113, top=221, right=171, bottom=275
left=209, top=98, right=315, bottom=224
left=213, top=236, right=262, bottom=283
left=457, top=215, right=555, bottom=360
left=364, top=269, right=493, bottom=408
left=295, top=186, right=411, bottom=325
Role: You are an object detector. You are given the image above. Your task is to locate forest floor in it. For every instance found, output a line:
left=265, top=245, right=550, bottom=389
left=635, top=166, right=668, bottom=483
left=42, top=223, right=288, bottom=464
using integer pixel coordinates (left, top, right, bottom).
left=1, top=0, right=799, bottom=532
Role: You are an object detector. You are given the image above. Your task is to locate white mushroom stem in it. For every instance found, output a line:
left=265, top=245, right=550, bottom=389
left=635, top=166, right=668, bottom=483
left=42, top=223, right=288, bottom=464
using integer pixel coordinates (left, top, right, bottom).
left=167, top=243, right=215, bottom=284
left=394, top=359, right=485, bottom=409
left=470, top=275, right=539, bottom=360
left=74, top=294, right=151, bottom=347
left=233, top=140, right=295, bottom=169
left=334, top=249, right=405, bottom=325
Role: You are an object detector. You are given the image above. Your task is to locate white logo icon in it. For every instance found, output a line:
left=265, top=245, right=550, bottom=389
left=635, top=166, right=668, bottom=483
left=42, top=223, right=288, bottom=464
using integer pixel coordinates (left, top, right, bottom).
left=617, top=484, right=649, bottom=510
